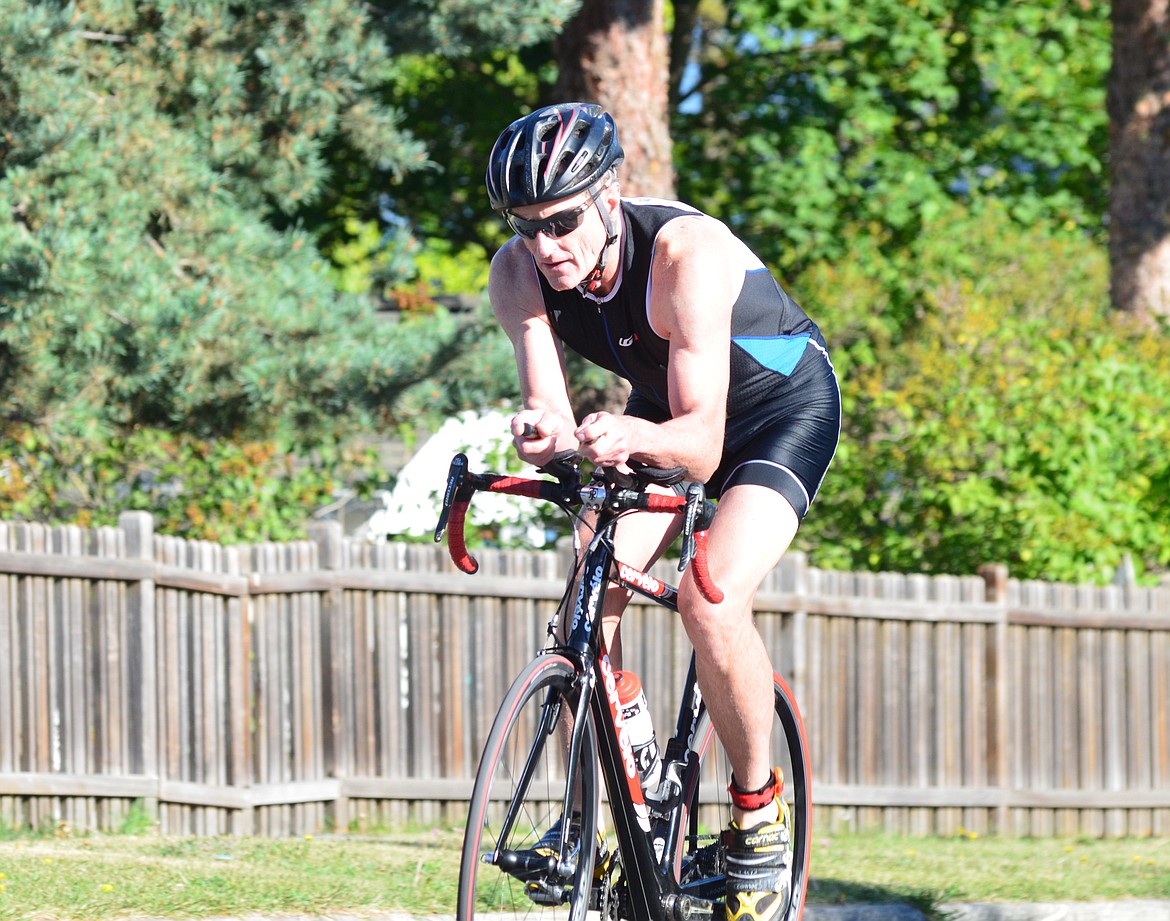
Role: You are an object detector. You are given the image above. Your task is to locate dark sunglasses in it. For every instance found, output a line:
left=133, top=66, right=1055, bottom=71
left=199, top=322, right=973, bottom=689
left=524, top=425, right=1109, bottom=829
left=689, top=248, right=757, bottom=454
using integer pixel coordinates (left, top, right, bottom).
left=504, top=185, right=604, bottom=239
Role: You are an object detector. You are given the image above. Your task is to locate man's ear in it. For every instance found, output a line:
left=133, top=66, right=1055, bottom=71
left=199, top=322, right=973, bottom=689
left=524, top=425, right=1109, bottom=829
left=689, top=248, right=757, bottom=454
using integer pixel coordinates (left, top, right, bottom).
left=603, top=176, right=622, bottom=209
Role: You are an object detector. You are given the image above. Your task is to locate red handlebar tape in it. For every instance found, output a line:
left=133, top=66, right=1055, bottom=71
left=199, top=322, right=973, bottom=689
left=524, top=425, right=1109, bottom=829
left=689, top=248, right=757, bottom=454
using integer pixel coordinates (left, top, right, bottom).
left=447, top=500, right=478, bottom=574
left=690, top=530, right=724, bottom=604
left=444, top=474, right=723, bottom=604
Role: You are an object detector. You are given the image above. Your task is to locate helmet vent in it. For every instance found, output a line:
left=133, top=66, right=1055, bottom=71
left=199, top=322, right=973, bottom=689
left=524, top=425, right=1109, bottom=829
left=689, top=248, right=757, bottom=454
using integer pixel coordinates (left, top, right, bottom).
left=508, top=160, right=527, bottom=197
left=546, top=153, right=572, bottom=183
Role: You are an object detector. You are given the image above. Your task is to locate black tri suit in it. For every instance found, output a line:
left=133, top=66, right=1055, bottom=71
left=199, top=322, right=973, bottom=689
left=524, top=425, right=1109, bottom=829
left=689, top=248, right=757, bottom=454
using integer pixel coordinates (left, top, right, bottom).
left=533, top=198, right=840, bottom=519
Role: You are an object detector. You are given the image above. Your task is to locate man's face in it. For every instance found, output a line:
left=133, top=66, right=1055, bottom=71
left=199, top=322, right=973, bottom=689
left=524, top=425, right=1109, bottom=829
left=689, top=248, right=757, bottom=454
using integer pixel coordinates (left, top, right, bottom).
left=508, top=185, right=613, bottom=292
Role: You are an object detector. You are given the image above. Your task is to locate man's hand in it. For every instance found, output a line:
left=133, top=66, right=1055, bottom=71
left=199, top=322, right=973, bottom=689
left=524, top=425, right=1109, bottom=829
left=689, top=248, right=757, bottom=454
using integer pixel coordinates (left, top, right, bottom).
left=574, top=412, right=633, bottom=468
left=511, top=410, right=571, bottom=467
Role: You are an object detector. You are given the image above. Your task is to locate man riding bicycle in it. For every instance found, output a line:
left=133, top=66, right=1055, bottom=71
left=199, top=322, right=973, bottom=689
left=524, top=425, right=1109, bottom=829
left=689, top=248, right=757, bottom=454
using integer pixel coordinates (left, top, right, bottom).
left=484, top=102, right=840, bottom=921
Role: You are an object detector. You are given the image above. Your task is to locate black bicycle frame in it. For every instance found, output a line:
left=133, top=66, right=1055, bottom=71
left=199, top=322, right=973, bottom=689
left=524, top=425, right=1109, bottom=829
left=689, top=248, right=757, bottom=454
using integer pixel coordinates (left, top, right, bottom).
left=557, top=519, right=718, bottom=921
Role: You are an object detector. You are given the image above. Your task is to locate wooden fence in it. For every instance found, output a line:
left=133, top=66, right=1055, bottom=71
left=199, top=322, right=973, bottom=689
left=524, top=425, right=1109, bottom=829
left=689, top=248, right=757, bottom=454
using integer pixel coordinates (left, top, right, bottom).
left=0, top=512, right=1167, bottom=838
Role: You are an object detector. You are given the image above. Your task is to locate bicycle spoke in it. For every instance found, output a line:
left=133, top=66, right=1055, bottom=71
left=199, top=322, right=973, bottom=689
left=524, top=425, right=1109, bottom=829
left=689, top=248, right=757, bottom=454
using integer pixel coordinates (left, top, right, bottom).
left=672, top=673, right=812, bottom=921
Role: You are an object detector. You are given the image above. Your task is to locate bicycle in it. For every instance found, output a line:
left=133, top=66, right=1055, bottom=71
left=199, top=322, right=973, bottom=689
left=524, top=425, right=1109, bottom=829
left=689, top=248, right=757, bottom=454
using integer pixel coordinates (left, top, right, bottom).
left=434, top=449, right=812, bottom=921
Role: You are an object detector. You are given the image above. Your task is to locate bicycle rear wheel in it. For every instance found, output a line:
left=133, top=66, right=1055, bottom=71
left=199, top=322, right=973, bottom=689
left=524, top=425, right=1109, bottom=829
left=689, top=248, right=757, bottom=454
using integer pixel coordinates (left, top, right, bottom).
left=672, top=672, right=812, bottom=921
left=458, top=653, right=600, bottom=921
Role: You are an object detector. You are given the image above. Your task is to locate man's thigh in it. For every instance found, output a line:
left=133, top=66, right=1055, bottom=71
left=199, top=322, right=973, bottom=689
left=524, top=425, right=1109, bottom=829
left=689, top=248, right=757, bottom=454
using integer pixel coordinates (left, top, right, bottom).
left=702, top=483, right=800, bottom=601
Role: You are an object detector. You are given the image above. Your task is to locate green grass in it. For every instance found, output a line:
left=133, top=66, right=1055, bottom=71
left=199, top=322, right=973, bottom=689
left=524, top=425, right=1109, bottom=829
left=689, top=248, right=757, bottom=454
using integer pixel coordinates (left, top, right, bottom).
left=806, top=833, right=1170, bottom=912
left=0, top=828, right=1165, bottom=920
left=0, top=832, right=460, bottom=920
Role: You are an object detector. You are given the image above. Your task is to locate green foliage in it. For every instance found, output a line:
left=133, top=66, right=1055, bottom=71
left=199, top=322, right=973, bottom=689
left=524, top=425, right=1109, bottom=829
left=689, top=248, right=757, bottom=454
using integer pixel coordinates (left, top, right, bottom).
left=387, top=49, right=554, bottom=247
left=0, top=1, right=530, bottom=540
left=0, top=1, right=423, bottom=443
left=676, top=0, right=1110, bottom=277
left=414, top=238, right=492, bottom=295
left=327, top=217, right=405, bottom=295
left=796, top=204, right=1170, bottom=584
left=380, top=0, right=581, bottom=56
left=116, top=800, right=158, bottom=836
left=664, top=1, right=1159, bottom=583
left=378, top=302, right=521, bottom=431
left=1, top=0, right=1162, bottom=587
left=315, top=4, right=577, bottom=300
left=370, top=51, right=551, bottom=304
left=0, top=424, right=381, bottom=543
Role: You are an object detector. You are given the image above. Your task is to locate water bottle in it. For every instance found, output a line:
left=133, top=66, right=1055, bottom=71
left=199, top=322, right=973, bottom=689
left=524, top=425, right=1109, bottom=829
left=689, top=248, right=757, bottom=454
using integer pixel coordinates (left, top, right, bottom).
left=615, top=670, right=663, bottom=797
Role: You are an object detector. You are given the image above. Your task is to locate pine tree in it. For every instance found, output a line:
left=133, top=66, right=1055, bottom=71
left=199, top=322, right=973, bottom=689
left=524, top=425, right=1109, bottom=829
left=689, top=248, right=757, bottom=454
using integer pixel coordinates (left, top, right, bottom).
left=0, top=1, right=425, bottom=442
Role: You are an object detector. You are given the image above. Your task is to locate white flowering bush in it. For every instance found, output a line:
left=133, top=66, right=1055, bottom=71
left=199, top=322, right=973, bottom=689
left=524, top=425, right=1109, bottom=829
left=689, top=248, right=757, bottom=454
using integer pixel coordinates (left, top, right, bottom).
left=363, top=408, right=567, bottom=546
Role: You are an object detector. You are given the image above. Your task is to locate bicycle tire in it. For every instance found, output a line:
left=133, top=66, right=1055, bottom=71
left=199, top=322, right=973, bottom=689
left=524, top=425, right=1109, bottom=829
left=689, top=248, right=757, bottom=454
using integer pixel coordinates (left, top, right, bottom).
left=458, top=653, right=600, bottom=921
left=672, top=672, right=812, bottom=921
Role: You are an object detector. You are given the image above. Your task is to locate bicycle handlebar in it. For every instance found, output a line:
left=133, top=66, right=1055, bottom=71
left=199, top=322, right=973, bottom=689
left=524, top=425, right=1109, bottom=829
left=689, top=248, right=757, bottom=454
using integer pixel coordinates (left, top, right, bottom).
left=433, top=452, right=725, bottom=604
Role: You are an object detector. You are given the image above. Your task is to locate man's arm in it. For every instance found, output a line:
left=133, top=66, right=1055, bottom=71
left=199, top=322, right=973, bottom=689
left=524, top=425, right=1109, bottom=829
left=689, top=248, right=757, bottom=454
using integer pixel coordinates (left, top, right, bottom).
left=575, top=215, right=740, bottom=482
left=489, top=239, right=580, bottom=466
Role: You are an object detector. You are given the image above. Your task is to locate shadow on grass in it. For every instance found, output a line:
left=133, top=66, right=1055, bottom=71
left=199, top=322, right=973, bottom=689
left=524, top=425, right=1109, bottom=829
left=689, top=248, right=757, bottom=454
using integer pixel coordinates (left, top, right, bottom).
left=808, top=875, right=959, bottom=920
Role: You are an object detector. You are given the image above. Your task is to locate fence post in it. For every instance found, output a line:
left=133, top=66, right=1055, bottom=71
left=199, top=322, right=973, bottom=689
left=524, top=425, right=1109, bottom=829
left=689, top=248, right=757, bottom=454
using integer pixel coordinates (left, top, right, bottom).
left=980, top=563, right=1010, bottom=834
left=310, top=520, right=348, bottom=832
left=120, top=511, right=159, bottom=824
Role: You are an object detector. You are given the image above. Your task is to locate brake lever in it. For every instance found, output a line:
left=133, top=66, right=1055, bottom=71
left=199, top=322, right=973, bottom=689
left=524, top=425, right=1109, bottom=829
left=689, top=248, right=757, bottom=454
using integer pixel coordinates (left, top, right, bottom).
left=678, top=481, right=706, bottom=572
left=434, top=453, right=469, bottom=542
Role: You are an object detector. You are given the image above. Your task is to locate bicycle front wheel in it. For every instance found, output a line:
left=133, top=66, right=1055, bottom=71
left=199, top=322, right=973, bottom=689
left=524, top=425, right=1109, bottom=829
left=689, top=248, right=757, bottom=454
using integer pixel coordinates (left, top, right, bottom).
left=672, top=672, right=812, bottom=921
left=458, top=653, right=600, bottom=921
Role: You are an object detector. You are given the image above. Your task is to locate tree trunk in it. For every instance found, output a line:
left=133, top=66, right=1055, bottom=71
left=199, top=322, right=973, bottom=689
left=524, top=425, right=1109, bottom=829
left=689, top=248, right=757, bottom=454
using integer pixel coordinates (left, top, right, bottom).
left=1108, top=0, right=1170, bottom=319
left=554, top=0, right=675, bottom=200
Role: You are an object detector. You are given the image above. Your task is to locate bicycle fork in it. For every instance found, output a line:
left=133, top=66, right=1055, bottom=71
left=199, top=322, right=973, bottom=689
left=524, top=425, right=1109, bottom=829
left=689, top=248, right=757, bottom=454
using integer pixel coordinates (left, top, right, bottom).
left=489, top=662, right=594, bottom=890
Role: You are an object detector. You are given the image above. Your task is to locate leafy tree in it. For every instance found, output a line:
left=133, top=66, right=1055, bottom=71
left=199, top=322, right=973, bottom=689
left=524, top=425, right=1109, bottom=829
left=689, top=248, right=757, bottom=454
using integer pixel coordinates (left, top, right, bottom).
left=675, top=0, right=1110, bottom=281
left=378, top=0, right=1169, bottom=585
left=301, top=0, right=581, bottom=300
left=795, top=202, right=1170, bottom=583
left=377, top=1, right=636, bottom=411
left=382, top=50, right=554, bottom=270
left=0, top=424, right=382, bottom=543
left=381, top=0, right=581, bottom=56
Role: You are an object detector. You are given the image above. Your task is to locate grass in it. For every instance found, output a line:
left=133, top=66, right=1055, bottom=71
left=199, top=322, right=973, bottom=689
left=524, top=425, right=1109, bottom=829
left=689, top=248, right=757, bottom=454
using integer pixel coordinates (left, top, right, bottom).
left=0, top=827, right=1165, bottom=920
left=806, top=832, right=1170, bottom=912
left=0, top=831, right=461, bottom=920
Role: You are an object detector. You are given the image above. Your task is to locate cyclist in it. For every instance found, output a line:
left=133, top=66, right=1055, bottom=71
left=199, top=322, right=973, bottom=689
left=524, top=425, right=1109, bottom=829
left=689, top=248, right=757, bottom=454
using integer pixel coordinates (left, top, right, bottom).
left=485, top=102, right=840, bottom=921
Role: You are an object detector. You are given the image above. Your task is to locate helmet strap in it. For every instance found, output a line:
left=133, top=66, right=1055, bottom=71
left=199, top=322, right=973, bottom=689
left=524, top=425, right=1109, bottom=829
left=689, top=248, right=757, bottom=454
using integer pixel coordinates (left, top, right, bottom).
left=583, top=197, right=619, bottom=294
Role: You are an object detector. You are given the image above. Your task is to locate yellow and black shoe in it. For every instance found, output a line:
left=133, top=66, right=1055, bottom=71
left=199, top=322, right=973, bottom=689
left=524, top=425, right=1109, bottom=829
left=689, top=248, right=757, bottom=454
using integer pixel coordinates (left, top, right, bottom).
left=722, top=769, right=792, bottom=921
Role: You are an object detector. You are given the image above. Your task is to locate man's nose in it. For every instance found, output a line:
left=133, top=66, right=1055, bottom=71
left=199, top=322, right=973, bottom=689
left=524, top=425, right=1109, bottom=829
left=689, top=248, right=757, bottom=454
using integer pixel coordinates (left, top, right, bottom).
left=532, top=231, right=562, bottom=252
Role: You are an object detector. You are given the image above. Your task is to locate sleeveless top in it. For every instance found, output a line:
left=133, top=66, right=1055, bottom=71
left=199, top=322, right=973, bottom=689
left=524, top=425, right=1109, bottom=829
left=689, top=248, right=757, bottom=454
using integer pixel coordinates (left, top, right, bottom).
left=534, top=197, right=833, bottom=455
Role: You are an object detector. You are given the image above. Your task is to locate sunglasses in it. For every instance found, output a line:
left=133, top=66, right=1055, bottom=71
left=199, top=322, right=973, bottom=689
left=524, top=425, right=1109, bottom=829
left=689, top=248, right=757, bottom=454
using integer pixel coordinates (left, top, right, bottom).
left=504, top=185, right=604, bottom=239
